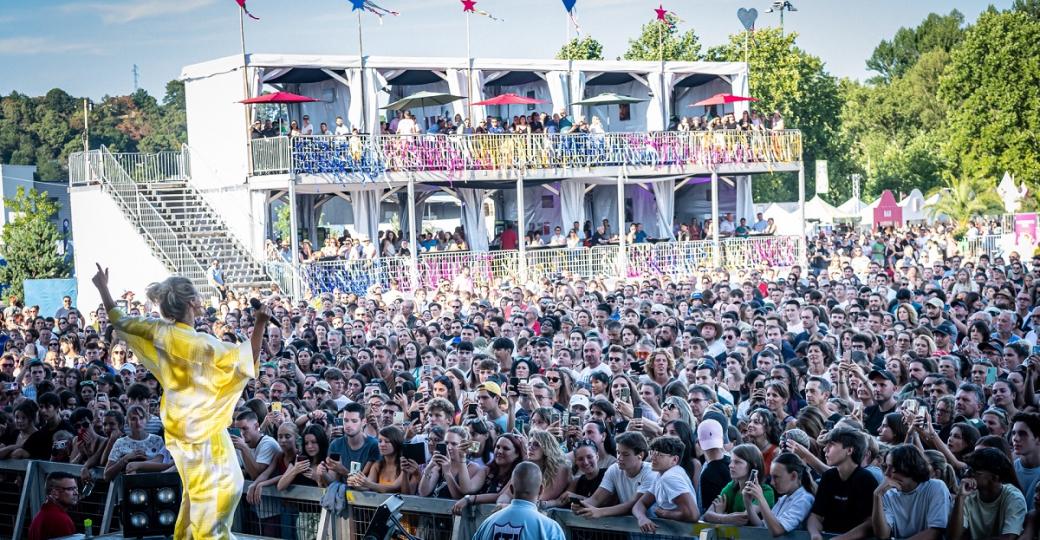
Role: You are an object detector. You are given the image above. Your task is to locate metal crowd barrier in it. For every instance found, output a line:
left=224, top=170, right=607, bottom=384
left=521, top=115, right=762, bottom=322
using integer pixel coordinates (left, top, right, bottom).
left=293, top=236, right=803, bottom=297
left=249, top=130, right=804, bottom=179
left=5, top=459, right=827, bottom=540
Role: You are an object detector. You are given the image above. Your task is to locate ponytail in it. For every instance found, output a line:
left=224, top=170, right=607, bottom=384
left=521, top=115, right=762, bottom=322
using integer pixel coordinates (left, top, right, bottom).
left=774, top=452, right=815, bottom=495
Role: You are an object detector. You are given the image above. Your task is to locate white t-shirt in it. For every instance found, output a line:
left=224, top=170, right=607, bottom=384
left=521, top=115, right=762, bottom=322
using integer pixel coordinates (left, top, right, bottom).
left=578, top=363, right=612, bottom=384
left=599, top=462, right=656, bottom=504
left=251, top=434, right=280, bottom=467
left=109, top=434, right=165, bottom=463
left=649, top=464, right=696, bottom=512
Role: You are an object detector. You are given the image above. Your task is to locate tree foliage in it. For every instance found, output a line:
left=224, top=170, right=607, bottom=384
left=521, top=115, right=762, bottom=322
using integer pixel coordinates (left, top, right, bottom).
left=624, top=18, right=701, bottom=61
left=0, top=81, right=186, bottom=181
left=556, top=36, right=604, bottom=60
left=706, top=28, right=849, bottom=203
left=866, top=10, right=965, bottom=84
left=0, top=187, right=71, bottom=300
left=938, top=7, right=1040, bottom=188
left=927, top=173, right=1005, bottom=236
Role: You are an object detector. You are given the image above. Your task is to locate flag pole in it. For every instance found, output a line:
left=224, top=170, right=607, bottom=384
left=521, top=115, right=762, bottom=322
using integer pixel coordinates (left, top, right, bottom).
left=466, top=10, right=473, bottom=122
left=357, top=10, right=367, bottom=133
left=239, top=6, right=254, bottom=174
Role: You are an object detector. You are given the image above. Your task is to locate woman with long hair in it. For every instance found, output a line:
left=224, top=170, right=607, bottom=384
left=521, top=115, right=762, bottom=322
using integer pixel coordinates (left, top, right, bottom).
left=745, top=452, right=815, bottom=536
left=703, top=443, right=775, bottom=525
left=664, top=420, right=702, bottom=489
left=93, top=266, right=269, bottom=539
left=523, top=429, right=571, bottom=506
left=451, top=433, right=526, bottom=514
left=744, top=408, right=783, bottom=473
left=544, top=367, right=573, bottom=411
left=351, top=426, right=404, bottom=493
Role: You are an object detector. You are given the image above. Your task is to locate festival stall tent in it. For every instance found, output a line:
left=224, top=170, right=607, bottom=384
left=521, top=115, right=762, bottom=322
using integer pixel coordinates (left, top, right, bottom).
left=923, top=192, right=946, bottom=222
left=997, top=172, right=1028, bottom=213
left=804, top=195, right=841, bottom=224
left=859, top=197, right=880, bottom=226
left=837, top=197, right=866, bottom=222
left=873, top=190, right=903, bottom=229
left=900, top=189, right=928, bottom=224
left=758, top=203, right=800, bottom=235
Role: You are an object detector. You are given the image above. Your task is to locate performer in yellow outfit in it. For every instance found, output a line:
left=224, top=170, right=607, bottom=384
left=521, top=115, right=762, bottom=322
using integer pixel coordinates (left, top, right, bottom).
left=91, top=264, right=269, bottom=540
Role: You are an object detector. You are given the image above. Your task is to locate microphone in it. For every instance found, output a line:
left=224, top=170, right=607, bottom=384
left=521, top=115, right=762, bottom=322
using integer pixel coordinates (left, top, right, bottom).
left=249, top=298, right=281, bottom=327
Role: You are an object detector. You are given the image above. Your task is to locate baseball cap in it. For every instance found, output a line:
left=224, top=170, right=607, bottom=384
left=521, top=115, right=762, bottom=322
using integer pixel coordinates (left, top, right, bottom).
left=926, top=297, right=944, bottom=309
left=569, top=394, right=591, bottom=410
left=697, top=419, right=725, bottom=451
left=119, top=364, right=137, bottom=374
left=478, top=381, right=507, bottom=403
left=868, top=369, right=898, bottom=384
left=311, top=381, right=332, bottom=393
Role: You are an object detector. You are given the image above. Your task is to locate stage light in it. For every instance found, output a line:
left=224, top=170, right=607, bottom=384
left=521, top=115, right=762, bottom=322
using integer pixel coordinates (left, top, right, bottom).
left=121, top=472, right=182, bottom=539
left=361, top=495, right=423, bottom=540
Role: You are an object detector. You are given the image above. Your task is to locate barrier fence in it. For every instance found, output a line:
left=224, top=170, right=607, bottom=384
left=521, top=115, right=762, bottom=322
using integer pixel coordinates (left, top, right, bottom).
left=254, top=129, right=804, bottom=179
left=5, top=459, right=826, bottom=540
left=293, top=236, right=803, bottom=297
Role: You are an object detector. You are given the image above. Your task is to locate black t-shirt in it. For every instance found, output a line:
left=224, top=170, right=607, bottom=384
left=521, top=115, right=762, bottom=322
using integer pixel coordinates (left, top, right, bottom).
left=863, top=401, right=895, bottom=436
left=574, top=468, right=606, bottom=498
left=811, top=466, right=879, bottom=534
left=699, top=455, right=731, bottom=512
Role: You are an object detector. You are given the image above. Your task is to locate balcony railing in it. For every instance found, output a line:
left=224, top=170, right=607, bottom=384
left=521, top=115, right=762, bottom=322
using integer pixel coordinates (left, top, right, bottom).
left=251, top=129, right=803, bottom=178
left=293, top=235, right=803, bottom=297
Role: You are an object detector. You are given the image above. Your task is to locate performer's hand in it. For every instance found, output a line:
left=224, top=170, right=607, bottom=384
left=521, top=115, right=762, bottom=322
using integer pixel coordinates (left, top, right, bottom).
left=91, top=263, right=109, bottom=290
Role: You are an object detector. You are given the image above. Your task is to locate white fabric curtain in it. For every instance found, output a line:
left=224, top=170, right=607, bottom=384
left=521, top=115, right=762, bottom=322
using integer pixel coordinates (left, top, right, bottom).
left=346, top=68, right=364, bottom=130
left=523, top=186, right=562, bottom=233
left=458, top=188, right=489, bottom=251
left=547, top=71, right=569, bottom=114
left=651, top=179, right=676, bottom=240
left=589, top=186, right=619, bottom=236
left=260, top=67, right=292, bottom=83
left=569, top=70, right=586, bottom=119
left=350, top=189, right=381, bottom=244
left=560, top=181, right=586, bottom=234
left=646, top=71, right=666, bottom=131
left=445, top=68, right=468, bottom=119
left=467, top=68, right=486, bottom=122
left=735, top=176, right=754, bottom=223
left=365, top=69, right=386, bottom=133
left=298, top=80, right=350, bottom=130
left=730, top=68, right=751, bottom=116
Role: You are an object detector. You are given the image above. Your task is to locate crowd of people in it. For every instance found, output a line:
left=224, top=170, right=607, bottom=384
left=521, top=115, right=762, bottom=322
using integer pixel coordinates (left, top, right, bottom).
left=6, top=219, right=1040, bottom=540
left=252, top=106, right=785, bottom=139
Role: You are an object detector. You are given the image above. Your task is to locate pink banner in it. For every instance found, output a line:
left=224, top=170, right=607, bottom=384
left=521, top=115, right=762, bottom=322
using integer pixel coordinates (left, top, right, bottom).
left=1015, top=213, right=1037, bottom=246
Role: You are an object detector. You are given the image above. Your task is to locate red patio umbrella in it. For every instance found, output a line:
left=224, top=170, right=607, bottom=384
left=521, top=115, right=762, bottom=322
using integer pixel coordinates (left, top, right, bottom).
left=239, top=91, right=319, bottom=104
left=470, top=93, right=547, bottom=106
left=690, top=93, right=758, bottom=107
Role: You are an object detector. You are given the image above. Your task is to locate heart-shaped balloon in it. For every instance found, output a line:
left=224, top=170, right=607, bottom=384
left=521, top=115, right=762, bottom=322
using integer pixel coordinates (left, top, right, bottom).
left=562, top=0, right=577, bottom=12
left=737, top=7, right=758, bottom=30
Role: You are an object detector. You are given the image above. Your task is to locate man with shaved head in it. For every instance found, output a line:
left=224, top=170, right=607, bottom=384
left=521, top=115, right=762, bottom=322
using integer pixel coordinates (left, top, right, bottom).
left=472, top=461, right=566, bottom=540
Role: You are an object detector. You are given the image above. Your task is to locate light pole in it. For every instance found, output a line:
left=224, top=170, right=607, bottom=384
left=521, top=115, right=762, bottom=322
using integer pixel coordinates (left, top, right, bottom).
left=765, top=1, right=797, bottom=35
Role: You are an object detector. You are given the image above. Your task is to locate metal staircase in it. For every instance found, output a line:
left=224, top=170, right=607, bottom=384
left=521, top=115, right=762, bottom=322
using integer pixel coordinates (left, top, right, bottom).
left=70, top=146, right=273, bottom=293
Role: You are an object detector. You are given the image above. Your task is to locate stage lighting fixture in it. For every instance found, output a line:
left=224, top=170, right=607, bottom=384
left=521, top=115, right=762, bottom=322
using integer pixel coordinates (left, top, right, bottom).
left=361, top=494, right=420, bottom=540
left=121, top=472, right=182, bottom=539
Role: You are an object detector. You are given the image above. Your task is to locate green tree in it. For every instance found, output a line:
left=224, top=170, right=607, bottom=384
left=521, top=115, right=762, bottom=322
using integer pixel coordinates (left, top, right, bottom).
left=927, top=173, right=1004, bottom=236
left=556, top=36, right=604, bottom=60
left=841, top=49, right=951, bottom=198
left=866, top=10, right=965, bottom=84
left=938, top=7, right=1040, bottom=189
left=624, top=18, right=701, bottom=61
left=273, top=204, right=292, bottom=242
left=0, top=187, right=71, bottom=300
left=706, top=28, right=848, bottom=203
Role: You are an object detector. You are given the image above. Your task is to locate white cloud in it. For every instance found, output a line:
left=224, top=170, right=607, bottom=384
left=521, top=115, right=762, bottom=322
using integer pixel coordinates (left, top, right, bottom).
left=0, top=37, right=103, bottom=55
left=63, top=0, right=216, bottom=24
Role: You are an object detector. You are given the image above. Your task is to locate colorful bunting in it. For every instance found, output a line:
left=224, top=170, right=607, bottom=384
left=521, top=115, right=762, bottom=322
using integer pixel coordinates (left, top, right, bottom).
left=234, top=0, right=259, bottom=20
left=562, top=0, right=581, bottom=34
left=461, top=0, right=502, bottom=21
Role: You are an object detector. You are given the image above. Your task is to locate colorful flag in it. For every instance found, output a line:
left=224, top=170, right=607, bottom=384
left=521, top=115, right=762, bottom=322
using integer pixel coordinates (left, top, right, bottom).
left=461, top=0, right=502, bottom=21
left=561, top=0, right=581, bottom=34
left=654, top=4, right=682, bottom=27
left=234, top=0, right=259, bottom=20
left=350, top=0, right=399, bottom=21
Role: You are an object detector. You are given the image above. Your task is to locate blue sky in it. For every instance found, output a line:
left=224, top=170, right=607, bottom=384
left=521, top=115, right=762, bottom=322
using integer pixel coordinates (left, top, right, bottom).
left=0, top=0, right=1014, bottom=99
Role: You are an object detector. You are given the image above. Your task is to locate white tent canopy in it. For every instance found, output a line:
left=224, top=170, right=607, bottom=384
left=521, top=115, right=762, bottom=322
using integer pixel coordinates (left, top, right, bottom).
left=805, top=195, right=840, bottom=223
left=900, top=189, right=928, bottom=223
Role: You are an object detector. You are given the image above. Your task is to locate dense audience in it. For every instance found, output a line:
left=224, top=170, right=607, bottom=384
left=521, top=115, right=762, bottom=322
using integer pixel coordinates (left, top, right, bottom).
left=5, top=220, right=1040, bottom=540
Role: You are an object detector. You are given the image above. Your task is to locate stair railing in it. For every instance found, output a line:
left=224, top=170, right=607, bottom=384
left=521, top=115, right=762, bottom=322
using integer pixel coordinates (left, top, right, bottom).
left=91, top=146, right=208, bottom=282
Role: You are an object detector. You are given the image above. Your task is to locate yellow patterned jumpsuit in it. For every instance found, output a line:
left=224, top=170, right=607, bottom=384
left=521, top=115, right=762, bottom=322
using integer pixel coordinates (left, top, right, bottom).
left=109, top=308, right=255, bottom=540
